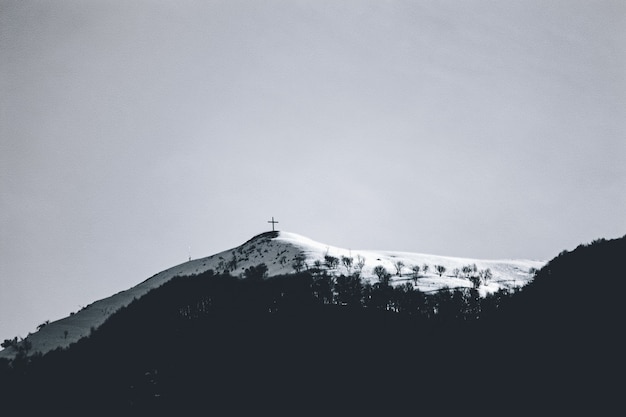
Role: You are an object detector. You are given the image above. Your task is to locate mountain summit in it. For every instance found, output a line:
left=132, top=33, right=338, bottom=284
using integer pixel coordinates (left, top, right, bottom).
left=0, top=231, right=544, bottom=359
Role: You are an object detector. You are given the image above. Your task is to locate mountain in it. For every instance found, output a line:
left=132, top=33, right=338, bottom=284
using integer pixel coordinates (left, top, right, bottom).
left=0, top=233, right=622, bottom=415
left=0, top=231, right=544, bottom=360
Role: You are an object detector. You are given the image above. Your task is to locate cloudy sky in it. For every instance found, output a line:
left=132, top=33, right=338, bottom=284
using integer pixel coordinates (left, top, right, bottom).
left=1, top=0, right=624, bottom=341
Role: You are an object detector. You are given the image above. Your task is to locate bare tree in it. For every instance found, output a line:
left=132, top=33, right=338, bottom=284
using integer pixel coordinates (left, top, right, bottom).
left=394, top=260, right=405, bottom=276
left=226, top=252, right=238, bottom=272
left=411, top=265, right=420, bottom=284
left=354, top=255, right=366, bottom=277
left=434, top=265, right=446, bottom=277
left=341, top=255, right=353, bottom=275
left=462, top=265, right=473, bottom=278
left=292, top=254, right=307, bottom=273
left=324, top=255, right=339, bottom=271
left=373, top=265, right=391, bottom=286
left=469, top=275, right=481, bottom=289
left=479, top=268, right=492, bottom=285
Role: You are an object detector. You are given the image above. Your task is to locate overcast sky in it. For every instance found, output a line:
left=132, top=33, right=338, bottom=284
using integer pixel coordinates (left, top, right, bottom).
left=1, top=0, right=625, bottom=342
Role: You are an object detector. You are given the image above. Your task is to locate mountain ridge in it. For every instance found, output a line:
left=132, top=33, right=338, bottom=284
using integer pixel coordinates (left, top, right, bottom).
left=0, top=231, right=544, bottom=359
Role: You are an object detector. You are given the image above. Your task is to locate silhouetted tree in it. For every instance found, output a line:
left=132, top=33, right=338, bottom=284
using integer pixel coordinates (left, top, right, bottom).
left=434, top=265, right=446, bottom=277
left=354, top=255, right=366, bottom=278
left=462, top=265, right=472, bottom=278
left=227, top=252, right=238, bottom=272
left=37, top=320, right=50, bottom=330
left=479, top=268, right=492, bottom=285
left=469, top=275, right=481, bottom=289
left=462, top=264, right=481, bottom=288
left=411, top=265, right=420, bottom=284
left=341, top=256, right=353, bottom=275
left=292, top=254, right=307, bottom=273
left=243, top=263, right=268, bottom=280
left=373, top=265, right=391, bottom=286
left=324, top=255, right=339, bottom=272
left=394, top=261, right=405, bottom=276
left=312, top=260, right=324, bottom=275
left=1, top=337, right=18, bottom=349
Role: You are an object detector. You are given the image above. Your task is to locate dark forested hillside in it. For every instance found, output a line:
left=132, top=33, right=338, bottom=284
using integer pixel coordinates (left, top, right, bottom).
left=1, top=235, right=623, bottom=415
left=475, top=235, right=625, bottom=413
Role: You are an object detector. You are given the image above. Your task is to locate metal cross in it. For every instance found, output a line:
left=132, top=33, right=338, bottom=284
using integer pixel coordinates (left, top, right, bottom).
left=268, top=216, right=279, bottom=231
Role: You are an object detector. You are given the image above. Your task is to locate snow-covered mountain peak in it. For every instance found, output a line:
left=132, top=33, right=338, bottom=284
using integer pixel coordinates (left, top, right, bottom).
left=0, top=231, right=545, bottom=359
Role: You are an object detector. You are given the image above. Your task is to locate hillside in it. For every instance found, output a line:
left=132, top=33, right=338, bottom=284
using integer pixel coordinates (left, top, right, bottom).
left=0, top=234, right=622, bottom=415
left=0, top=231, right=543, bottom=359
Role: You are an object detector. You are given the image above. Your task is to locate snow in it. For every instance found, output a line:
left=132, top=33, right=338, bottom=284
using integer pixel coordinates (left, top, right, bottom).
left=276, top=232, right=543, bottom=294
left=0, top=231, right=545, bottom=359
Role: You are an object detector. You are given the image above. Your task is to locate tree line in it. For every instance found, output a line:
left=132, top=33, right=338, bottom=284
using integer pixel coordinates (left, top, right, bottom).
left=169, top=265, right=511, bottom=324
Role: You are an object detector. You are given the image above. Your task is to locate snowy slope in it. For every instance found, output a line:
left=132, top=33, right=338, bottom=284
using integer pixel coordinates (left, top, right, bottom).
left=0, top=231, right=545, bottom=359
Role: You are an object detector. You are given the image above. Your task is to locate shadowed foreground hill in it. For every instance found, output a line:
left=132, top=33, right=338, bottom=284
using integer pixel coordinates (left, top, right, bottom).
left=482, top=235, right=625, bottom=412
left=0, top=235, right=623, bottom=415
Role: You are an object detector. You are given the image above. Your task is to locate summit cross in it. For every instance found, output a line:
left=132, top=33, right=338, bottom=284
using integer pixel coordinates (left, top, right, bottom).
left=268, top=217, right=279, bottom=231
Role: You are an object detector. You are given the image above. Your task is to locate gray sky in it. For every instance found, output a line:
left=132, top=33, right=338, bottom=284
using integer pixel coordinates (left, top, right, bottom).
left=1, top=0, right=625, bottom=342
